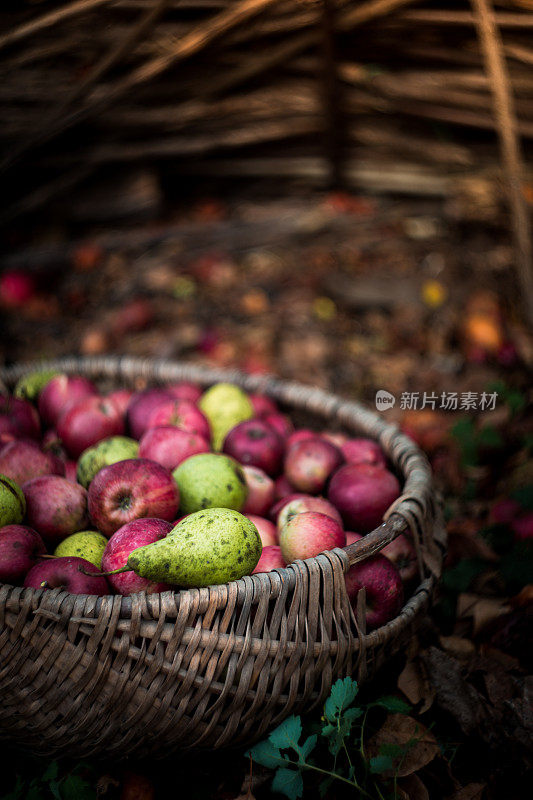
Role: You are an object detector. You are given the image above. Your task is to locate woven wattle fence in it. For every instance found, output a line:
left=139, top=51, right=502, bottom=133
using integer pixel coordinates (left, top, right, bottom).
left=0, top=357, right=446, bottom=757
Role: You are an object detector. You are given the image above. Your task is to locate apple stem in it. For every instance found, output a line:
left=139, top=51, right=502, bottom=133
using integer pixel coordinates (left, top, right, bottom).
left=38, top=554, right=58, bottom=559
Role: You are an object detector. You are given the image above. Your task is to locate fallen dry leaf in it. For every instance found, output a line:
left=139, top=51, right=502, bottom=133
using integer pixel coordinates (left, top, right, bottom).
left=457, top=594, right=510, bottom=636
left=399, top=773, right=430, bottom=800
left=446, top=782, right=485, bottom=800
left=439, top=636, right=476, bottom=659
left=368, top=714, right=439, bottom=778
left=397, top=656, right=435, bottom=713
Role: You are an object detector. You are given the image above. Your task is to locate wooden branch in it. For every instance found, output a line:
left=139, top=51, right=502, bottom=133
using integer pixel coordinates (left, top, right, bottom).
left=471, top=0, right=533, bottom=323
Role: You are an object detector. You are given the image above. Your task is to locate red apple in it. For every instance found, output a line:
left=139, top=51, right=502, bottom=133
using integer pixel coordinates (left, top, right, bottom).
left=139, top=426, right=210, bottom=472
left=38, top=374, right=98, bottom=427
left=23, top=556, right=109, bottom=595
left=328, top=463, right=400, bottom=533
left=246, top=515, right=278, bottom=547
left=23, top=476, right=89, bottom=543
left=284, top=438, right=344, bottom=494
left=286, top=429, right=317, bottom=450
left=264, top=412, right=294, bottom=440
left=490, top=498, right=521, bottom=525
left=344, top=554, right=404, bottom=630
left=341, top=438, right=386, bottom=469
left=0, top=396, right=40, bottom=441
left=252, top=545, right=285, bottom=574
left=126, top=388, right=174, bottom=440
left=322, top=432, right=348, bottom=448
left=512, top=513, right=533, bottom=542
left=41, top=428, right=67, bottom=460
left=268, top=492, right=307, bottom=522
left=381, top=533, right=418, bottom=582
left=0, top=524, right=46, bottom=583
left=167, top=382, right=202, bottom=403
left=106, top=389, right=133, bottom=418
left=64, top=460, right=78, bottom=483
left=0, top=269, right=35, bottom=308
left=345, top=531, right=362, bottom=547
left=242, top=466, right=275, bottom=516
left=88, top=458, right=180, bottom=536
left=249, top=394, right=278, bottom=418
left=0, top=440, right=64, bottom=485
left=273, top=475, right=294, bottom=502
left=101, top=517, right=172, bottom=595
left=276, top=495, right=343, bottom=530
left=57, top=396, right=125, bottom=458
left=279, top=511, right=346, bottom=563
left=223, top=418, right=284, bottom=476
left=146, top=399, right=210, bottom=441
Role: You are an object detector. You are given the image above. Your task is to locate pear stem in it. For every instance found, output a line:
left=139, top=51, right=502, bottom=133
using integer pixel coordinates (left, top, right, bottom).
left=79, top=565, right=131, bottom=578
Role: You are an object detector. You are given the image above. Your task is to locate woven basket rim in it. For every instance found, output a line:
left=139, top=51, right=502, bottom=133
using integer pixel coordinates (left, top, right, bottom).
left=0, top=355, right=442, bottom=641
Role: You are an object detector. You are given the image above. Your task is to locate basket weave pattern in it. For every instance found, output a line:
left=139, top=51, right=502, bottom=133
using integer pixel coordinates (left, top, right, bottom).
left=0, top=357, right=446, bottom=757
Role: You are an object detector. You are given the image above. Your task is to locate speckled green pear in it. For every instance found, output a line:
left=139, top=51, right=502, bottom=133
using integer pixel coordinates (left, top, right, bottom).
left=54, top=530, right=108, bottom=568
left=173, top=453, right=247, bottom=514
left=0, top=474, right=26, bottom=526
left=198, top=382, right=253, bottom=450
left=13, top=369, right=58, bottom=402
left=127, top=508, right=262, bottom=587
left=76, top=436, right=139, bottom=488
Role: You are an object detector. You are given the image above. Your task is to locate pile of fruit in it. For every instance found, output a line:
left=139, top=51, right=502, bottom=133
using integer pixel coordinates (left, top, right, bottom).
left=0, top=372, right=417, bottom=630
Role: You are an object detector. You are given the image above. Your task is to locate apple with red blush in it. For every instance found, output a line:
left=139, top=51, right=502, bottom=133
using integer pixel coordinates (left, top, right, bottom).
left=341, top=438, right=386, bottom=469
left=344, top=530, right=417, bottom=582
left=88, top=458, right=179, bottom=536
left=23, top=475, right=89, bottom=543
left=328, top=463, right=400, bottom=532
left=167, top=382, right=202, bottom=403
left=249, top=393, right=278, bottom=418
left=273, top=475, right=294, bottom=502
left=106, top=389, right=133, bottom=417
left=344, top=554, right=404, bottom=630
left=279, top=511, right=345, bottom=563
left=277, top=495, right=342, bottom=530
left=0, top=396, right=40, bottom=441
left=268, top=492, right=307, bottom=522
left=284, top=438, right=344, bottom=494
left=38, top=374, right=98, bottom=427
left=24, top=556, right=109, bottom=595
left=139, top=426, right=209, bottom=471
left=57, top=396, right=125, bottom=458
left=101, top=518, right=172, bottom=595
left=0, top=524, right=46, bottom=583
left=286, top=429, right=317, bottom=450
left=322, top=432, right=348, bottom=448
left=146, top=399, right=210, bottom=441
left=126, top=388, right=174, bottom=440
left=252, top=545, right=285, bottom=574
left=0, top=439, right=64, bottom=485
left=241, top=466, right=274, bottom=516
left=246, top=515, right=278, bottom=547
left=264, top=412, right=293, bottom=440
left=223, top=419, right=284, bottom=476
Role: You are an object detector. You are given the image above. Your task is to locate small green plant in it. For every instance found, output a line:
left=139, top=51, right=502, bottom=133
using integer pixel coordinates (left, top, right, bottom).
left=3, top=760, right=95, bottom=800
left=247, top=677, right=411, bottom=799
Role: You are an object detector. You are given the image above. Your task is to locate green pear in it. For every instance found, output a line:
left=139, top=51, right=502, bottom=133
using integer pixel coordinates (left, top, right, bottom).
left=76, top=436, right=139, bottom=488
left=54, top=530, right=108, bottom=568
left=173, top=453, right=247, bottom=515
left=127, top=508, right=262, bottom=587
left=14, top=369, right=58, bottom=402
left=198, top=382, right=253, bottom=450
left=0, top=474, right=26, bottom=526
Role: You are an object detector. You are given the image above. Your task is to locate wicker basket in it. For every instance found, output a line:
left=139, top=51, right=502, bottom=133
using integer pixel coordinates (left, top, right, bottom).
left=0, top=356, right=446, bottom=758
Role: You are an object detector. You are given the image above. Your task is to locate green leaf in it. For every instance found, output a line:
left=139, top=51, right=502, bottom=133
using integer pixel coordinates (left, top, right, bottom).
left=60, top=775, right=95, bottom=800
left=49, top=781, right=62, bottom=800
left=324, top=677, right=358, bottom=722
left=369, top=755, right=394, bottom=774
left=269, top=716, right=303, bottom=753
left=299, top=734, right=317, bottom=761
left=248, top=740, right=285, bottom=770
left=512, top=485, right=533, bottom=511
left=379, top=742, right=407, bottom=758
left=372, top=696, right=411, bottom=714
left=272, top=768, right=304, bottom=800
left=442, top=559, right=486, bottom=594
left=318, top=776, right=334, bottom=797
left=42, top=762, right=59, bottom=783
left=477, top=426, right=503, bottom=449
